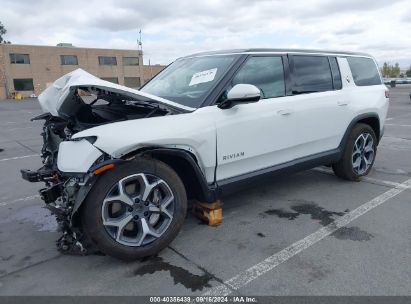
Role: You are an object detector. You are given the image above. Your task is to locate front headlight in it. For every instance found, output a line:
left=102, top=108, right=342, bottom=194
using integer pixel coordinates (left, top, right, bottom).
left=57, top=139, right=102, bottom=173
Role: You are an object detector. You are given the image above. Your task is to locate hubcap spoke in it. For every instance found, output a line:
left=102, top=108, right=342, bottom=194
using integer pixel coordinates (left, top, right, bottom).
left=140, top=174, right=155, bottom=201
left=103, top=178, right=135, bottom=207
left=136, top=218, right=161, bottom=246
left=148, top=205, right=161, bottom=213
left=353, top=156, right=361, bottom=169
left=101, top=213, right=133, bottom=242
left=364, top=140, right=373, bottom=153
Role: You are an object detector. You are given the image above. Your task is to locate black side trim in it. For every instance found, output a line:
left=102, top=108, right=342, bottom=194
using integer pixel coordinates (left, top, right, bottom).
left=217, top=149, right=341, bottom=196
left=283, top=55, right=293, bottom=96
left=141, top=148, right=217, bottom=202
left=338, top=113, right=381, bottom=147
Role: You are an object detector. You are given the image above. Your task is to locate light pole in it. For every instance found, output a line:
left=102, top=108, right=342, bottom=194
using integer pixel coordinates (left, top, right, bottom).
left=137, top=29, right=144, bottom=88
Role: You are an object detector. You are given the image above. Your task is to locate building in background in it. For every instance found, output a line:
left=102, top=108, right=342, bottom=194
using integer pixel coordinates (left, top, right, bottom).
left=0, top=43, right=165, bottom=99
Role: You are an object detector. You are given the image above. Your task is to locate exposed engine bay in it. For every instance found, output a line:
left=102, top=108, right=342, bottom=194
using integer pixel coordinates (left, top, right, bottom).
left=21, top=86, right=177, bottom=255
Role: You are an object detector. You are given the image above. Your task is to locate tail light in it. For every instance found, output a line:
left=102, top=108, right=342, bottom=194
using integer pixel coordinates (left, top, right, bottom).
left=385, top=90, right=389, bottom=98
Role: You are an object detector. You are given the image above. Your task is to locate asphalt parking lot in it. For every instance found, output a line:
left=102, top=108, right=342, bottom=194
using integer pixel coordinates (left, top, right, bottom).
left=0, top=86, right=410, bottom=296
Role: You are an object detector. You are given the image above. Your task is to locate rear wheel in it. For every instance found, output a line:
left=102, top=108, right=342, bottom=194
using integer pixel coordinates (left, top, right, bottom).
left=81, top=157, right=187, bottom=260
left=332, top=123, right=377, bottom=181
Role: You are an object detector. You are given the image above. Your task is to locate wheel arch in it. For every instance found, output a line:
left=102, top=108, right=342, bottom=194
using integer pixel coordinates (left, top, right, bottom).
left=135, top=147, right=217, bottom=203
left=340, top=113, right=381, bottom=150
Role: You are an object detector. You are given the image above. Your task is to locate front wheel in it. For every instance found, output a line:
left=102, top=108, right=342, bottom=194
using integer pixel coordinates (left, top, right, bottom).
left=332, top=123, right=377, bottom=181
left=81, top=158, right=187, bottom=260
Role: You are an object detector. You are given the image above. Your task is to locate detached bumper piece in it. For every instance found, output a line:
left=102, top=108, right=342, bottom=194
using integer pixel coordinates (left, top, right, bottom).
left=20, top=167, right=56, bottom=183
left=21, top=169, right=43, bottom=182
left=39, top=184, right=62, bottom=205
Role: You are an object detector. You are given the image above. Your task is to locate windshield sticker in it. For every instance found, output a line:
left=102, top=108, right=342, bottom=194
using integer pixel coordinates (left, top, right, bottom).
left=189, top=68, right=217, bottom=86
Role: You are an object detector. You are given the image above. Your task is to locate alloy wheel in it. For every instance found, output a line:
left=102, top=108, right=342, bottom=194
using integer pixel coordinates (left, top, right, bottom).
left=101, top=173, right=175, bottom=247
left=352, top=132, right=375, bottom=175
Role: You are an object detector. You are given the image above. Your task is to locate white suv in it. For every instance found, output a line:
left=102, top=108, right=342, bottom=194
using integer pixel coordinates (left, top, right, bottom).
left=22, top=49, right=389, bottom=260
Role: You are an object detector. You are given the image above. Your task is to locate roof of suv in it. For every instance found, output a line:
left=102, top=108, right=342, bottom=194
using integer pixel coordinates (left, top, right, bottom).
left=182, top=48, right=372, bottom=58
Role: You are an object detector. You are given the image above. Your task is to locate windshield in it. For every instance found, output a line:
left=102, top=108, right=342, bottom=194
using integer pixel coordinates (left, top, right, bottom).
left=140, top=55, right=238, bottom=108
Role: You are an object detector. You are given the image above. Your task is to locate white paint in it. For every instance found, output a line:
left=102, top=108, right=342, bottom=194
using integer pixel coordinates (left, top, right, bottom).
left=385, top=124, right=411, bottom=127
left=53, top=54, right=387, bottom=183
left=360, top=176, right=409, bottom=189
left=189, top=68, right=217, bottom=86
left=7, top=126, right=36, bottom=132
left=72, top=107, right=218, bottom=182
left=213, top=56, right=388, bottom=181
left=0, top=194, right=40, bottom=207
left=0, top=154, right=38, bottom=162
left=312, top=167, right=408, bottom=189
left=38, top=68, right=194, bottom=116
left=57, top=139, right=102, bottom=173
left=203, top=177, right=411, bottom=296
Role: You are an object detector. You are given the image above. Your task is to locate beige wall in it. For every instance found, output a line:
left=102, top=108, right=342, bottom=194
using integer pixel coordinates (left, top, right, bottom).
left=143, top=64, right=165, bottom=83
left=0, top=45, right=8, bottom=99
left=0, top=44, right=165, bottom=99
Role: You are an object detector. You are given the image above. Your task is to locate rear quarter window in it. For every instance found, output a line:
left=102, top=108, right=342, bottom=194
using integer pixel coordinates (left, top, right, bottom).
left=347, top=57, right=381, bottom=86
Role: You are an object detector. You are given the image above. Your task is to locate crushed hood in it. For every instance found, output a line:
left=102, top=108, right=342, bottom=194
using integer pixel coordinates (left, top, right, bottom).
left=38, top=68, right=195, bottom=116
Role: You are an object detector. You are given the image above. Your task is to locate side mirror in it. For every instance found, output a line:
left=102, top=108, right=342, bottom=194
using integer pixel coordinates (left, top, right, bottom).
left=218, top=84, right=261, bottom=109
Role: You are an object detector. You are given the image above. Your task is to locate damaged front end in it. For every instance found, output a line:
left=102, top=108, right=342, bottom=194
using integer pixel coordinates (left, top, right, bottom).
left=21, top=113, right=102, bottom=255
left=20, top=69, right=187, bottom=255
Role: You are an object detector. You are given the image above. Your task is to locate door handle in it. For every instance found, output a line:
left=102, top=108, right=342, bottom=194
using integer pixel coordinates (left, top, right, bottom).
left=337, top=101, right=349, bottom=106
left=277, top=109, right=293, bottom=116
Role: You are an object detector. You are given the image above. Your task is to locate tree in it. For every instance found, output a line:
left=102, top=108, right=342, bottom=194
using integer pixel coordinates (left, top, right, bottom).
left=0, top=21, right=10, bottom=44
left=406, top=65, right=411, bottom=78
left=0, top=21, right=6, bottom=43
left=381, top=62, right=401, bottom=78
left=394, top=63, right=400, bottom=77
left=382, top=62, right=390, bottom=77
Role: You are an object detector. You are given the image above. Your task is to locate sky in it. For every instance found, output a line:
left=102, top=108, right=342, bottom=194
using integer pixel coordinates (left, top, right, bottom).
left=1, top=0, right=410, bottom=68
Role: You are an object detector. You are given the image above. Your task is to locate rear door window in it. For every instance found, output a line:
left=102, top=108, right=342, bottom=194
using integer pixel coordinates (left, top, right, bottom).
left=347, top=57, right=382, bottom=86
left=291, top=55, right=333, bottom=94
left=232, top=56, right=285, bottom=99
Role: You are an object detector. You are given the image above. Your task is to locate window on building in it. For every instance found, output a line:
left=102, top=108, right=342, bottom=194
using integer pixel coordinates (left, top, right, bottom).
left=232, top=56, right=285, bottom=99
left=347, top=57, right=381, bottom=86
left=329, top=57, right=342, bottom=90
left=98, top=56, right=117, bottom=65
left=123, top=57, right=139, bottom=66
left=10, top=53, right=30, bottom=64
left=124, top=77, right=141, bottom=88
left=13, top=78, right=34, bottom=91
left=100, top=77, right=119, bottom=84
left=60, top=55, right=78, bottom=65
left=291, top=56, right=333, bottom=94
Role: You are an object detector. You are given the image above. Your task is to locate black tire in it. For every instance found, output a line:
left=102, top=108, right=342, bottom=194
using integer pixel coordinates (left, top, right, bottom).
left=332, top=123, right=377, bottom=181
left=81, top=157, right=187, bottom=260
